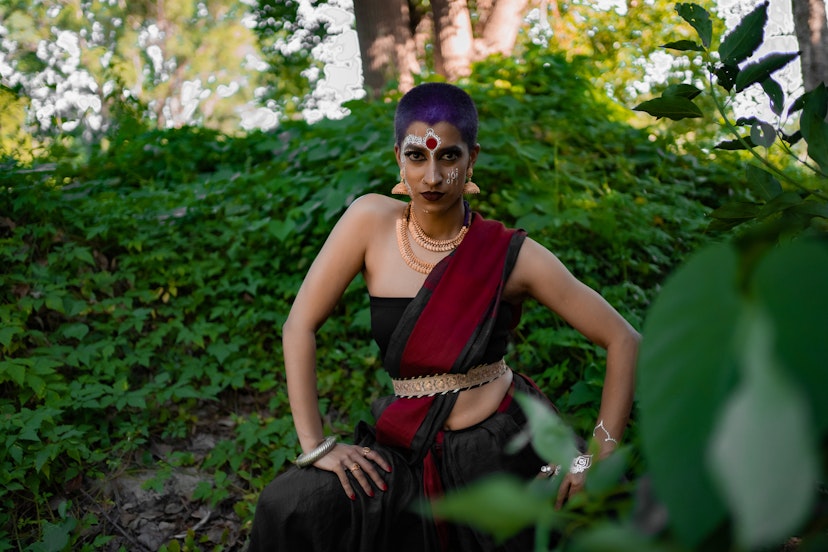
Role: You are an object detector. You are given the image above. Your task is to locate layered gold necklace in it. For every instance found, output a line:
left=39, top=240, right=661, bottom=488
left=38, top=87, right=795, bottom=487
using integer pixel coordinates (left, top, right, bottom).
left=396, top=202, right=470, bottom=274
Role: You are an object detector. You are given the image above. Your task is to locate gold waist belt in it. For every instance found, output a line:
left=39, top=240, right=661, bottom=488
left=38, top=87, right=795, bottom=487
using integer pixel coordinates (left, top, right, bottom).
left=392, top=359, right=509, bottom=398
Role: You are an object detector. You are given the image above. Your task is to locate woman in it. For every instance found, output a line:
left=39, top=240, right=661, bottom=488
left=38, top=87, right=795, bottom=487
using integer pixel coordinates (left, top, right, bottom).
left=248, top=82, right=639, bottom=551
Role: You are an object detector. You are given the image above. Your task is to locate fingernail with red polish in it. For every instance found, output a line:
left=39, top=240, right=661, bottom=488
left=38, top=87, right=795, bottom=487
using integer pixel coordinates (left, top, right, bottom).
left=381, top=483, right=388, bottom=491
left=369, top=490, right=375, bottom=498
left=349, top=493, right=356, bottom=501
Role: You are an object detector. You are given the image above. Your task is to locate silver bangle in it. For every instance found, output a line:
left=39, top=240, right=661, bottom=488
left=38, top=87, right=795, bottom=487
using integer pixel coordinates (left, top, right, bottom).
left=295, top=436, right=338, bottom=468
left=570, top=454, right=593, bottom=474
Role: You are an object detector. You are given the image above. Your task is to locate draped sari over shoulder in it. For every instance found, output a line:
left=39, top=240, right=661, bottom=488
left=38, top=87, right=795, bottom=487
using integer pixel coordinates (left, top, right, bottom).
left=247, top=212, right=554, bottom=552
left=374, top=212, right=526, bottom=461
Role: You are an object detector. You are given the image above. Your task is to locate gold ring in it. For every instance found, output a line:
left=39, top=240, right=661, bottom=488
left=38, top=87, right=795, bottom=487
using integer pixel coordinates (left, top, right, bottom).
left=351, top=463, right=361, bottom=472
left=362, top=447, right=371, bottom=457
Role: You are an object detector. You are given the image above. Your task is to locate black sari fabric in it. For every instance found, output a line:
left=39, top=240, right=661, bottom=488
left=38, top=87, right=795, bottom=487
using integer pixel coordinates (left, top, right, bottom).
left=246, top=373, right=553, bottom=552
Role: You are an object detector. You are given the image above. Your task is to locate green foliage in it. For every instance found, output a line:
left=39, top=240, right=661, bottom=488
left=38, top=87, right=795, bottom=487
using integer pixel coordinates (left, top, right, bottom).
left=634, top=4, right=828, bottom=551
left=431, top=5, right=827, bottom=552
left=634, top=2, right=828, bottom=237
left=638, top=240, right=828, bottom=550
left=1, top=43, right=738, bottom=549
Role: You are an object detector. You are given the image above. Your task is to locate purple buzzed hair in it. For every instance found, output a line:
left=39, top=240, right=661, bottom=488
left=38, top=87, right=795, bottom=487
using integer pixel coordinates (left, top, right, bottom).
left=394, top=83, right=479, bottom=150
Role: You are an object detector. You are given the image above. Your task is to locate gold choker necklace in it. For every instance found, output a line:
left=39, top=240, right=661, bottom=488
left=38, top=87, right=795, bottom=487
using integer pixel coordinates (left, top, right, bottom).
left=409, top=206, right=469, bottom=252
left=396, top=203, right=470, bottom=274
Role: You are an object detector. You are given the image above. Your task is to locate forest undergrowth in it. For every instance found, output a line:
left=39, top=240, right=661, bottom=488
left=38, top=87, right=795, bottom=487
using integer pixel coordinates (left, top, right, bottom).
left=1, top=49, right=748, bottom=550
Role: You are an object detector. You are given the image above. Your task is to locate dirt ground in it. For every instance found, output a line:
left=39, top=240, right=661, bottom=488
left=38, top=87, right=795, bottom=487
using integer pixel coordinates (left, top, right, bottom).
left=77, top=401, right=255, bottom=551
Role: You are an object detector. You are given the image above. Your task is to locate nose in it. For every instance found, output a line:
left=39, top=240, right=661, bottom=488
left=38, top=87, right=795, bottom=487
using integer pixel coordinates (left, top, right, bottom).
left=424, top=159, right=441, bottom=186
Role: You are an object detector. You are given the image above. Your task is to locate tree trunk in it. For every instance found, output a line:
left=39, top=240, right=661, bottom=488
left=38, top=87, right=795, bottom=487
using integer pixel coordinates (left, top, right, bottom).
left=474, top=0, right=530, bottom=59
left=353, top=0, right=419, bottom=96
left=431, top=0, right=475, bottom=80
left=791, top=0, right=828, bottom=92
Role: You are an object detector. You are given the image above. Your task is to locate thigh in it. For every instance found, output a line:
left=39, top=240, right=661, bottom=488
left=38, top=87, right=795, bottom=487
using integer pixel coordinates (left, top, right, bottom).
left=248, top=440, right=435, bottom=552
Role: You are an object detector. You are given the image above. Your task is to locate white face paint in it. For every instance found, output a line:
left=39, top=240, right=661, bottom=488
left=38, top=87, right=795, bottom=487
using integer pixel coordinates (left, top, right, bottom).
left=401, top=127, right=442, bottom=161
left=400, top=128, right=443, bottom=193
left=445, top=167, right=459, bottom=187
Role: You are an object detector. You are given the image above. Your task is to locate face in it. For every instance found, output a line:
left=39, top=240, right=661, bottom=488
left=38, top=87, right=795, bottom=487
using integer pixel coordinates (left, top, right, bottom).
left=395, top=120, right=479, bottom=210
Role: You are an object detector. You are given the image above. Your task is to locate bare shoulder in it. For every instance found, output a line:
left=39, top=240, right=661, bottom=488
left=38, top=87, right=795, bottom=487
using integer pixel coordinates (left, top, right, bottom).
left=337, top=193, right=402, bottom=231
left=348, top=193, right=404, bottom=217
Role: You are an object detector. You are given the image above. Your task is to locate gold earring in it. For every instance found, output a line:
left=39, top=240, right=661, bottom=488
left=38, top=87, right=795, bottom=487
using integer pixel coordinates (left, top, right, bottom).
left=463, top=168, right=480, bottom=195
left=392, top=169, right=410, bottom=195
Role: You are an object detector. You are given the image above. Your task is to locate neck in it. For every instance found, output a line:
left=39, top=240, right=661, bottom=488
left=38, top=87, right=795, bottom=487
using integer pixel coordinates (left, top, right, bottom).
left=411, top=200, right=467, bottom=240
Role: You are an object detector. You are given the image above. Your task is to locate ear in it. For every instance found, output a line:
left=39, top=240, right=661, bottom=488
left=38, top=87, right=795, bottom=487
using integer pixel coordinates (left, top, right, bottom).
left=469, top=143, right=481, bottom=167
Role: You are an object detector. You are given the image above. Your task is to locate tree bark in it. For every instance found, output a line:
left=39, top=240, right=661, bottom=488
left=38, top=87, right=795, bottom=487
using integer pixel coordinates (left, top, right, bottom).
left=353, top=0, right=419, bottom=96
left=791, top=0, right=828, bottom=92
left=430, top=0, right=475, bottom=80
left=474, top=0, right=530, bottom=59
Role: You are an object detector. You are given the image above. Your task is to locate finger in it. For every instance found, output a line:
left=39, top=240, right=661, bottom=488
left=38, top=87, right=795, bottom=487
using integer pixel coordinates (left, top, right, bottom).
left=335, top=467, right=357, bottom=501
left=359, top=459, right=389, bottom=492
left=346, top=461, right=376, bottom=497
left=362, top=447, right=392, bottom=473
left=555, top=478, right=570, bottom=510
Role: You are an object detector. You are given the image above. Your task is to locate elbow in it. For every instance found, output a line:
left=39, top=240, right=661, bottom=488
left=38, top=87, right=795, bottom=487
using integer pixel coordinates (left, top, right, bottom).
left=629, top=326, right=642, bottom=349
left=282, top=314, right=317, bottom=344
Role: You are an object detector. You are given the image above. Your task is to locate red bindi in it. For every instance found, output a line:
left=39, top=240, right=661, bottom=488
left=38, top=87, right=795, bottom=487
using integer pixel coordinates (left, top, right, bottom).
left=426, top=137, right=438, bottom=150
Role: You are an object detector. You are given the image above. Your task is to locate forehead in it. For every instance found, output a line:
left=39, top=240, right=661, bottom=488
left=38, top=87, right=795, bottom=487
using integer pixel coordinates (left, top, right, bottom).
left=402, top=121, right=464, bottom=147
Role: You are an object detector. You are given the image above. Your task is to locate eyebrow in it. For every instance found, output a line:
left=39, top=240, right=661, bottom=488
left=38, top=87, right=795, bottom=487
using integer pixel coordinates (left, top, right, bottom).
left=404, top=144, right=463, bottom=156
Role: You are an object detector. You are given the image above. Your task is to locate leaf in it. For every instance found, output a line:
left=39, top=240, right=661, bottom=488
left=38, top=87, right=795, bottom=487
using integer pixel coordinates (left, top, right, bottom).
left=0, top=360, right=26, bottom=386
left=745, top=164, right=782, bottom=200
left=45, top=294, right=66, bottom=314
left=760, top=77, right=784, bottom=116
left=207, top=340, right=240, bottom=364
left=662, top=83, right=702, bottom=100
left=0, top=325, right=23, bottom=348
left=753, top=240, right=828, bottom=431
left=735, top=116, right=761, bottom=127
left=718, top=1, right=768, bottom=64
left=714, top=63, right=740, bottom=92
left=676, top=3, right=712, bottom=48
left=749, top=120, right=775, bottom=147
left=706, top=217, right=748, bottom=232
left=709, top=201, right=761, bottom=220
left=568, top=523, right=671, bottom=552
left=430, top=474, right=558, bottom=542
left=708, top=305, right=817, bottom=550
left=735, top=53, right=799, bottom=92
left=791, top=201, right=828, bottom=219
left=633, top=96, right=703, bottom=120
left=637, top=243, right=741, bottom=547
left=513, top=393, right=579, bottom=468
left=799, top=84, right=828, bottom=173
left=661, top=40, right=704, bottom=52
left=268, top=218, right=295, bottom=242
left=38, top=518, right=77, bottom=552
left=758, top=191, right=802, bottom=218
left=714, top=135, right=756, bottom=150
left=780, top=129, right=802, bottom=146
left=61, top=323, right=90, bottom=341
left=26, top=374, right=47, bottom=397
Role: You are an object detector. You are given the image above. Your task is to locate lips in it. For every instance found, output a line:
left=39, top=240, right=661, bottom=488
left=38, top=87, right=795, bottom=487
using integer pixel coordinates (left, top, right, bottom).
left=421, top=192, right=444, bottom=202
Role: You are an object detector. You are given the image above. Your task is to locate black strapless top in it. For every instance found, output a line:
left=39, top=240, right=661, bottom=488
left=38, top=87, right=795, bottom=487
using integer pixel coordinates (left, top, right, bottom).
left=369, top=296, right=516, bottom=365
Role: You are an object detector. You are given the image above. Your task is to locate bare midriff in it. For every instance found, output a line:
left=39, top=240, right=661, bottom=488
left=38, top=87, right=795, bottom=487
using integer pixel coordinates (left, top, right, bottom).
left=443, top=368, right=513, bottom=431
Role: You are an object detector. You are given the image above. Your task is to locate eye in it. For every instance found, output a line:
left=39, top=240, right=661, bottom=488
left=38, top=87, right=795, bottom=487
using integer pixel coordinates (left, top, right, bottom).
left=405, top=151, right=425, bottom=161
left=442, top=151, right=459, bottom=161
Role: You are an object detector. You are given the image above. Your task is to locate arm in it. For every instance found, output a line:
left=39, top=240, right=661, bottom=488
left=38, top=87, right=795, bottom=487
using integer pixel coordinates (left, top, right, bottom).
left=508, top=238, right=639, bottom=505
left=282, top=195, right=392, bottom=498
